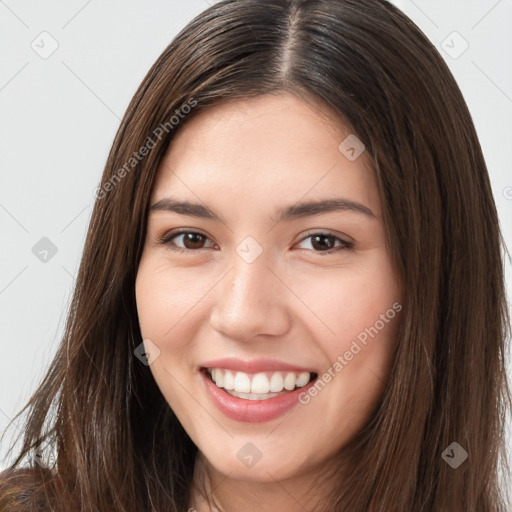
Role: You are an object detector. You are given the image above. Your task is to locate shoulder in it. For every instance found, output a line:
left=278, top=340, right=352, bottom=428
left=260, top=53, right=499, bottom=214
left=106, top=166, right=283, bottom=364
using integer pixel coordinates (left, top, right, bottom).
left=0, top=468, right=50, bottom=510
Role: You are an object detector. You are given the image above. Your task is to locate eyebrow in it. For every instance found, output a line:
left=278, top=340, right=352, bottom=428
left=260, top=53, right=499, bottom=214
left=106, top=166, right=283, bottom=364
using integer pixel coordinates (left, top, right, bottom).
left=149, top=196, right=376, bottom=223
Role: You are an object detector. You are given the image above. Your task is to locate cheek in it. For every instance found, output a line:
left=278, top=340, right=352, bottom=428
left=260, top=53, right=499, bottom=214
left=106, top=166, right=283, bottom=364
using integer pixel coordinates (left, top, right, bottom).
left=134, top=258, right=206, bottom=410
left=290, top=251, right=400, bottom=351
left=135, top=259, right=204, bottom=421
left=291, top=253, right=400, bottom=421
left=135, top=258, right=210, bottom=347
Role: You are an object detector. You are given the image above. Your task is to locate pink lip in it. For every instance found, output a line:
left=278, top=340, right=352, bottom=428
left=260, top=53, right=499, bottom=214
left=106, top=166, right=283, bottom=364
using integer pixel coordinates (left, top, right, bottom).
left=200, top=369, right=317, bottom=423
left=200, top=357, right=315, bottom=374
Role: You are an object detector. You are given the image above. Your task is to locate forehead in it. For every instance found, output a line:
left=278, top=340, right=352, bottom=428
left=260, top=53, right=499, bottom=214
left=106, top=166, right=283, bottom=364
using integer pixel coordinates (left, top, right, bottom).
left=151, top=93, right=379, bottom=215
left=161, top=93, right=354, bottom=163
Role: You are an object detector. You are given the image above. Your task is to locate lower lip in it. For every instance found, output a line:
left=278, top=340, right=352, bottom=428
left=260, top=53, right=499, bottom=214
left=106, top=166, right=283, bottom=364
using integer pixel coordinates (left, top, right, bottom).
left=200, top=370, right=316, bottom=423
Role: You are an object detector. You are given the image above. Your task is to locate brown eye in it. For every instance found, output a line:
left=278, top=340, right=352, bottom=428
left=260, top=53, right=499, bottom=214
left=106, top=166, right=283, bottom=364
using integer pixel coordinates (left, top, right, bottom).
left=311, top=234, right=336, bottom=251
left=159, top=231, right=217, bottom=252
left=180, top=232, right=207, bottom=249
left=296, top=233, right=353, bottom=253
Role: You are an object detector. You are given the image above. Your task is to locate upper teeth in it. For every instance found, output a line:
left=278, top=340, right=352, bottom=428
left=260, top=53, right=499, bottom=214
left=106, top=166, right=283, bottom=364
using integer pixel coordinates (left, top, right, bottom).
left=208, top=368, right=312, bottom=394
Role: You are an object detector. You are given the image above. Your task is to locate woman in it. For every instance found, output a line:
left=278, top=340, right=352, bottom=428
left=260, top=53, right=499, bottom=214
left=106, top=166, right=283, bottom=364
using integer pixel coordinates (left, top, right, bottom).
left=1, top=0, right=510, bottom=510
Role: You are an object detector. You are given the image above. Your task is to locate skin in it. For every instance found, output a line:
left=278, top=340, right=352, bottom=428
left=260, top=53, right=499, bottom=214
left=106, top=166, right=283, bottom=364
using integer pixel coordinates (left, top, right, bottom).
left=135, top=93, right=402, bottom=512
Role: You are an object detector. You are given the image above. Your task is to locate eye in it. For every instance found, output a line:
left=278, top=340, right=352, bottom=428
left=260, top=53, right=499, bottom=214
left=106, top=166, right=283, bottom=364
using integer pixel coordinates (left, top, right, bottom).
left=158, top=230, right=218, bottom=252
left=158, top=230, right=353, bottom=254
left=295, top=232, right=353, bottom=254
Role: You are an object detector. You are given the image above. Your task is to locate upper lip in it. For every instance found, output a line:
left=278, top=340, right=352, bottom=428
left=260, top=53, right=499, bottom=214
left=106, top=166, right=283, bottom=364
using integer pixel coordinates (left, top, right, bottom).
left=200, top=357, right=316, bottom=374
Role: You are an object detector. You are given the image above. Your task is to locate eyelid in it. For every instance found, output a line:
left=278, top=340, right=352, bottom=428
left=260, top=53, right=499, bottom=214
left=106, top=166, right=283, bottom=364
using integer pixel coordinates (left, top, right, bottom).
left=297, top=228, right=354, bottom=245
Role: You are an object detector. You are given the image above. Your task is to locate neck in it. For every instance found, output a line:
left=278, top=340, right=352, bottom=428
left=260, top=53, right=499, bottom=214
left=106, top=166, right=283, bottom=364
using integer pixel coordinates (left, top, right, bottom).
left=188, top=451, right=340, bottom=512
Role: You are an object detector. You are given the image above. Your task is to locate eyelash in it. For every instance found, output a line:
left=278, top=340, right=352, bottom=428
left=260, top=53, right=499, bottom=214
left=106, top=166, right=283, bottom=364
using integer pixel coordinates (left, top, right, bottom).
left=157, top=229, right=354, bottom=255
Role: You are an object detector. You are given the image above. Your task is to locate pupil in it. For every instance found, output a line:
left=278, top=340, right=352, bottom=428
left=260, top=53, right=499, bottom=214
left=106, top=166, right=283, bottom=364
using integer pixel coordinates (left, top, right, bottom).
left=312, top=235, right=333, bottom=251
left=185, top=233, right=204, bottom=249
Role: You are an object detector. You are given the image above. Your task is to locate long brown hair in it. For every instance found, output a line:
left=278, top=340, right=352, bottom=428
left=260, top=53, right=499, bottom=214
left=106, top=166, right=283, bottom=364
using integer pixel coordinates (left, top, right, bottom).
left=1, top=0, right=510, bottom=510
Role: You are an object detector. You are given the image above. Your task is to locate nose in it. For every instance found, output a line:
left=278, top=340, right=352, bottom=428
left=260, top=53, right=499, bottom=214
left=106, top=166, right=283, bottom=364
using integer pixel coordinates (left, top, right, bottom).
left=209, top=252, right=292, bottom=342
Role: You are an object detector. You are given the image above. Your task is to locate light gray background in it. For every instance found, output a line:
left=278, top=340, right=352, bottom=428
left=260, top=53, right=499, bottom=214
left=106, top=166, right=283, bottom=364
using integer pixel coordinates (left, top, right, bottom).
left=1, top=0, right=511, bottom=488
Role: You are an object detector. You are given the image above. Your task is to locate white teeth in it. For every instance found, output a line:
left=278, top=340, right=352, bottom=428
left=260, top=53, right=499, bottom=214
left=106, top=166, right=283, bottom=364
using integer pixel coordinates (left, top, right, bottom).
left=269, top=372, right=283, bottom=392
left=296, top=372, right=310, bottom=387
left=208, top=368, right=314, bottom=397
left=234, top=372, right=251, bottom=393
left=283, top=372, right=296, bottom=391
left=223, top=371, right=234, bottom=390
left=214, top=369, right=223, bottom=388
left=251, top=372, right=270, bottom=394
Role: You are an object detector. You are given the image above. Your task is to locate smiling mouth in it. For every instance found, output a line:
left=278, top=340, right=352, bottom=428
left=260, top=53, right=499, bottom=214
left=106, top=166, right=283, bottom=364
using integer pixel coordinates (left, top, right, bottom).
left=201, top=367, right=318, bottom=401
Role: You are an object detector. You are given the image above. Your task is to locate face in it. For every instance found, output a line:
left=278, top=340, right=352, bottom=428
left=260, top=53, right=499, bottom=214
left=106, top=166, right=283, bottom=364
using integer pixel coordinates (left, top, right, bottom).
left=135, top=93, right=402, bottom=485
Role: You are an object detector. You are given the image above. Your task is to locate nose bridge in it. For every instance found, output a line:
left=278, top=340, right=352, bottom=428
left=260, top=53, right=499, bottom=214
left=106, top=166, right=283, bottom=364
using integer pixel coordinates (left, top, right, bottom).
left=210, top=246, right=290, bottom=340
left=227, top=254, right=273, bottom=310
